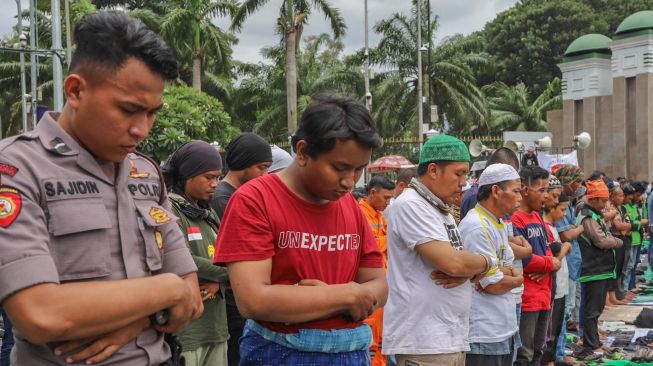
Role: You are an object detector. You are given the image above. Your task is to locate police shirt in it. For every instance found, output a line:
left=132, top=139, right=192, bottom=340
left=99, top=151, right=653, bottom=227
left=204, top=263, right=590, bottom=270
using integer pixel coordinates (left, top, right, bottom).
left=0, top=112, right=197, bottom=365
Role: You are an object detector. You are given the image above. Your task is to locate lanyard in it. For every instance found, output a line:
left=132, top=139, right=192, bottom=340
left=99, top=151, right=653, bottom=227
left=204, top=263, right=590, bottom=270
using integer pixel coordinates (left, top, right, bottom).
left=473, top=206, right=507, bottom=265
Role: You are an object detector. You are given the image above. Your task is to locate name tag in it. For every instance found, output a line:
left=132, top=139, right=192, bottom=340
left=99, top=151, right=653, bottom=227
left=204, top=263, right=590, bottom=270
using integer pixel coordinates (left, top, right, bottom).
left=42, top=179, right=102, bottom=201
left=127, top=179, right=161, bottom=200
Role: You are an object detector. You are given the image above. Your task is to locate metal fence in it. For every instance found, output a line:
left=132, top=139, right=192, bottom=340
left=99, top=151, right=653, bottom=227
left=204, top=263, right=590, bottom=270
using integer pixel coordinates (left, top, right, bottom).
left=268, top=135, right=504, bottom=163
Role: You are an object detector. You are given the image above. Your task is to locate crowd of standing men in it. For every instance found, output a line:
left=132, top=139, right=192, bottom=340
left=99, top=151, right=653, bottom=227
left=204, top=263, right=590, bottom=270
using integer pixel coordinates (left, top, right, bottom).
left=1, top=9, right=652, bottom=366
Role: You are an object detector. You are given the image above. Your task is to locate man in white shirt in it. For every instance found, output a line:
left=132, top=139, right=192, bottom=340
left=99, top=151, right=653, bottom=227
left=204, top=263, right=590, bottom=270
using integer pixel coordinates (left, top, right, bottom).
left=458, top=164, right=524, bottom=366
left=383, top=135, right=498, bottom=366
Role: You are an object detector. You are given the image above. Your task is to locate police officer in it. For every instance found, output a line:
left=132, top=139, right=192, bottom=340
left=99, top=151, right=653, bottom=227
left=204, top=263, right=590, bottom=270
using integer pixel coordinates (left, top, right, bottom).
left=0, top=11, right=203, bottom=365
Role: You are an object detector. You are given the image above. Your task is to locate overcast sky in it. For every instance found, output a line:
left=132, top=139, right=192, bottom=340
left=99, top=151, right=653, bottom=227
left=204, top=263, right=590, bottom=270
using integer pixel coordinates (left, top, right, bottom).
left=1, top=0, right=518, bottom=63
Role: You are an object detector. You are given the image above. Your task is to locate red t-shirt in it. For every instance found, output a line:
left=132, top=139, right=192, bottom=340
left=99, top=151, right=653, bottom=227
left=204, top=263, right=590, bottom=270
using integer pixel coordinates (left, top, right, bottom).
left=213, top=174, right=383, bottom=333
left=511, top=210, right=555, bottom=312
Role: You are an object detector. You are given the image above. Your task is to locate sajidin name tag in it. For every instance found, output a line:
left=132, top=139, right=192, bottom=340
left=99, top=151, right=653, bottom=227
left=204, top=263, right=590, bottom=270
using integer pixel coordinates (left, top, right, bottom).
left=0, top=186, right=22, bottom=228
left=149, top=207, right=171, bottom=224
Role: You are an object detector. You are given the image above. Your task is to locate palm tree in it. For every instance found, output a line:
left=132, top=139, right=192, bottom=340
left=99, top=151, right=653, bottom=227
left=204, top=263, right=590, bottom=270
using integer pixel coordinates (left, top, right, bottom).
left=231, top=34, right=362, bottom=141
left=160, top=0, right=237, bottom=91
left=231, top=0, right=346, bottom=136
left=483, top=78, right=562, bottom=131
left=369, top=1, right=491, bottom=135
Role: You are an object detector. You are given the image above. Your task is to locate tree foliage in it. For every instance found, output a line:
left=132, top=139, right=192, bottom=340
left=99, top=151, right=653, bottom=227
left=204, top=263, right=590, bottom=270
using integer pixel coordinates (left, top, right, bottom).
left=483, top=78, right=562, bottom=132
left=230, top=34, right=362, bottom=142
left=231, top=0, right=346, bottom=136
left=140, top=85, right=238, bottom=162
left=367, top=0, right=490, bottom=136
left=482, top=0, right=653, bottom=96
left=160, top=0, right=237, bottom=90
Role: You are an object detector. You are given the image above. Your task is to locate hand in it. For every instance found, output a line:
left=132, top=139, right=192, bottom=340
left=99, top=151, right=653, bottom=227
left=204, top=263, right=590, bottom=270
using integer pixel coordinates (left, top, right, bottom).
left=155, top=275, right=203, bottom=334
left=528, top=272, right=548, bottom=282
left=54, top=318, right=149, bottom=364
left=298, top=279, right=329, bottom=287
left=510, top=267, right=522, bottom=277
left=551, top=257, right=561, bottom=271
left=562, top=242, right=572, bottom=256
left=577, top=224, right=585, bottom=233
left=642, top=219, right=649, bottom=226
left=500, top=267, right=513, bottom=276
left=474, top=281, right=486, bottom=293
left=430, top=270, right=470, bottom=289
left=343, top=282, right=376, bottom=322
left=199, top=282, right=221, bottom=302
left=604, top=208, right=618, bottom=221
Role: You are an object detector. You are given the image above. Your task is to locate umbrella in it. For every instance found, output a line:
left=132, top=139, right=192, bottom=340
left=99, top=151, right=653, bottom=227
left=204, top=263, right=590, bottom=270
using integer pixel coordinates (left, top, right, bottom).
left=367, top=155, right=416, bottom=173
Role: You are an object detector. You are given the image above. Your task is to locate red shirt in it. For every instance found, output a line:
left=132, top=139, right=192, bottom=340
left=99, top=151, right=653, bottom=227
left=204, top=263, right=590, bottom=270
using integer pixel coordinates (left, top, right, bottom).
left=511, top=210, right=555, bottom=312
left=213, top=174, right=383, bottom=333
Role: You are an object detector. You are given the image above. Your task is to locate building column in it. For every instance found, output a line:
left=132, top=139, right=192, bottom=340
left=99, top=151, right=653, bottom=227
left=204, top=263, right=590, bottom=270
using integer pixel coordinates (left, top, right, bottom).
left=612, top=76, right=627, bottom=178
left=581, top=96, right=598, bottom=173
left=596, top=95, right=614, bottom=177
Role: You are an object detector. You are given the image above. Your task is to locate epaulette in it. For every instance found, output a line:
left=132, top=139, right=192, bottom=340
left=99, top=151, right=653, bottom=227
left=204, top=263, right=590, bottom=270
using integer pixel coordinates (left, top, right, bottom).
left=0, top=132, right=38, bottom=153
left=134, top=151, right=167, bottom=205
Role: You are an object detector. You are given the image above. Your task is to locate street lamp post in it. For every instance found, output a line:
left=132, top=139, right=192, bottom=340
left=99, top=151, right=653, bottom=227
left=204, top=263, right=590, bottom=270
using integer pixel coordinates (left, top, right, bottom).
left=16, top=0, right=28, bottom=133
left=417, top=0, right=424, bottom=147
left=52, top=0, right=64, bottom=111
left=426, top=0, right=433, bottom=129
left=30, top=0, right=38, bottom=129
left=364, top=0, right=371, bottom=111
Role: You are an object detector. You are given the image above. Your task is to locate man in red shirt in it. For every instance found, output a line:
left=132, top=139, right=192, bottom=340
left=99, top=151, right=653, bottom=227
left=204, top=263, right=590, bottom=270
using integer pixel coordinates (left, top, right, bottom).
left=213, top=95, right=387, bottom=365
left=512, top=166, right=561, bottom=366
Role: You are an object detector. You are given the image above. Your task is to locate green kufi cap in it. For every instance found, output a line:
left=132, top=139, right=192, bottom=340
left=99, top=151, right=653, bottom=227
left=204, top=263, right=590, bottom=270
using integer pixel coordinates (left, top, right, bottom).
left=419, top=135, right=470, bottom=164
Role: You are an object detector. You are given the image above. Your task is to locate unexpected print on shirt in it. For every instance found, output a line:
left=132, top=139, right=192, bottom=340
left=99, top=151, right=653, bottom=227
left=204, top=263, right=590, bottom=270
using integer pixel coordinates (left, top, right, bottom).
left=277, top=231, right=361, bottom=252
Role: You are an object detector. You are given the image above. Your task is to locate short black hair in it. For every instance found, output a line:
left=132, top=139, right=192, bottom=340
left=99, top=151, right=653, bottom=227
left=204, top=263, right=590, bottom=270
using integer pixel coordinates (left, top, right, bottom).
left=69, top=11, right=178, bottom=81
left=477, top=180, right=511, bottom=201
left=352, top=187, right=367, bottom=200
left=292, top=94, right=383, bottom=158
left=487, top=148, right=519, bottom=170
left=367, top=175, right=396, bottom=192
left=622, top=183, right=636, bottom=195
left=519, top=165, right=549, bottom=187
left=558, top=191, right=569, bottom=203
left=588, top=170, right=606, bottom=181
left=632, top=181, right=647, bottom=194
left=397, top=168, right=416, bottom=184
left=417, top=161, right=453, bottom=176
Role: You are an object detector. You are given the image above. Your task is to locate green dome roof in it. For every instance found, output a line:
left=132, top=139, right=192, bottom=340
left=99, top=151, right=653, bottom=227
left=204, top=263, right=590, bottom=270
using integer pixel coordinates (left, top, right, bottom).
left=616, top=10, right=653, bottom=36
left=564, top=34, right=612, bottom=57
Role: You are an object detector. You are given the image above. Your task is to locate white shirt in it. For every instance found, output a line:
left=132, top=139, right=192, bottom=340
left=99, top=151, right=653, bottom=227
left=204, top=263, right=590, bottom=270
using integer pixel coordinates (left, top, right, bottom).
left=459, top=205, right=518, bottom=344
left=547, top=223, right=569, bottom=299
left=383, top=188, right=471, bottom=355
left=505, top=219, right=524, bottom=304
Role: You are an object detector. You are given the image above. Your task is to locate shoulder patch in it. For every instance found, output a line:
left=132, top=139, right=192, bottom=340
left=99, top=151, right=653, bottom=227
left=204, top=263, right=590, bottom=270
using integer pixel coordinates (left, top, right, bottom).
left=0, top=163, right=18, bottom=177
left=129, top=159, right=150, bottom=178
left=0, top=185, right=22, bottom=228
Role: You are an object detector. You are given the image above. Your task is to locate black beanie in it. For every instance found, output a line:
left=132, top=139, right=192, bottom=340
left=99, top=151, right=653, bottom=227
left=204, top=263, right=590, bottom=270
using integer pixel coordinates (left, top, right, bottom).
left=162, top=140, right=222, bottom=195
left=225, top=133, right=272, bottom=170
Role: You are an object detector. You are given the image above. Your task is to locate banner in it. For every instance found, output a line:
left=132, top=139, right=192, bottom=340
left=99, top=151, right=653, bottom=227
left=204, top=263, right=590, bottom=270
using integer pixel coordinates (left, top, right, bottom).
left=536, top=150, right=578, bottom=172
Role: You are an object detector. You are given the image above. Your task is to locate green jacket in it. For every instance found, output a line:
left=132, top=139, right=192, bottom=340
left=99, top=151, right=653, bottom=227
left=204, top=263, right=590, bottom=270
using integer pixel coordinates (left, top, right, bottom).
left=576, top=205, right=618, bottom=282
left=169, top=193, right=229, bottom=350
left=624, top=202, right=643, bottom=246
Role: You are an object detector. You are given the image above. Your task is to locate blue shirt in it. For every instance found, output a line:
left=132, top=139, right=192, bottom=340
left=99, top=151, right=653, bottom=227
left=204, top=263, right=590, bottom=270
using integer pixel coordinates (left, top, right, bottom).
left=460, top=183, right=479, bottom=220
left=555, top=203, right=581, bottom=280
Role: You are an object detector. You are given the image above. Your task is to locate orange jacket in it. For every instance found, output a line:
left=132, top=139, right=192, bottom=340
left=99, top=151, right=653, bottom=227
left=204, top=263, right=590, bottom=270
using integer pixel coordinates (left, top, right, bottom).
left=359, top=199, right=388, bottom=366
left=359, top=199, right=388, bottom=268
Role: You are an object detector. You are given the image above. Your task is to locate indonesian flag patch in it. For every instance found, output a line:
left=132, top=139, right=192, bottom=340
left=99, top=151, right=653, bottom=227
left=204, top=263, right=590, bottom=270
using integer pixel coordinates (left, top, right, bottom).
left=187, top=226, right=202, bottom=241
left=0, top=186, right=22, bottom=228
